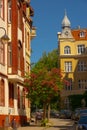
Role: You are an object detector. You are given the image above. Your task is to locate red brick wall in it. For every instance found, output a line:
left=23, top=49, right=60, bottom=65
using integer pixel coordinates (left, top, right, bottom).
left=11, top=1, right=25, bottom=76
left=21, top=4, right=24, bottom=77
left=11, top=0, right=18, bottom=74
left=0, top=115, right=28, bottom=127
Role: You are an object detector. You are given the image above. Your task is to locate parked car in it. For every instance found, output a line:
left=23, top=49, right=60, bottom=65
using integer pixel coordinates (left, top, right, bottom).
left=36, top=111, right=43, bottom=120
left=50, top=110, right=59, bottom=118
left=35, top=109, right=43, bottom=121
left=59, top=109, right=72, bottom=119
left=59, top=110, right=66, bottom=119
left=73, top=108, right=87, bottom=121
left=75, top=114, right=87, bottom=130
left=71, top=108, right=81, bottom=120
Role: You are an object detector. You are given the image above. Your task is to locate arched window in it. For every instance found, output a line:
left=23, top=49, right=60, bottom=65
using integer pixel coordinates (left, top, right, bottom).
left=64, top=46, right=71, bottom=54
left=0, top=79, right=5, bottom=106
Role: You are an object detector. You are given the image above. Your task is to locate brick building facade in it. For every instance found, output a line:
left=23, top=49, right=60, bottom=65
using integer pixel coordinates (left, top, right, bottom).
left=0, top=0, right=36, bottom=127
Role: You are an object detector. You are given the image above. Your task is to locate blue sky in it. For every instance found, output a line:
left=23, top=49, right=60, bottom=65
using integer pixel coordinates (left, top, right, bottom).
left=30, top=0, right=87, bottom=63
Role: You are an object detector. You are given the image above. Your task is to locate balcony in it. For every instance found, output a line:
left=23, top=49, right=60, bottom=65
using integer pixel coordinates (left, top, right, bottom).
left=31, top=26, right=36, bottom=40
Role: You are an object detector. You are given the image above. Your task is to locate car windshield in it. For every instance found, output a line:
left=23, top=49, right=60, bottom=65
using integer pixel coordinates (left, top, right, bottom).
left=80, top=109, right=87, bottom=114
left=79, top=116, right=87, bottom=124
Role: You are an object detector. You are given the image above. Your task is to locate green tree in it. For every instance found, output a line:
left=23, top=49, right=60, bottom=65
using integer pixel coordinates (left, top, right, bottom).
left=32, top=49, right=59, bottom=71
left=25, top=68, right=64, bottom=119
left=25, top=49, right=69, bottom=124
left=30, top=49, right=60, bottom=110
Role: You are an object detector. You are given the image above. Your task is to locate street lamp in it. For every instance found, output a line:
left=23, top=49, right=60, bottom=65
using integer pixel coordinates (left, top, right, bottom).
left=0, top=27, right=9, bottom=42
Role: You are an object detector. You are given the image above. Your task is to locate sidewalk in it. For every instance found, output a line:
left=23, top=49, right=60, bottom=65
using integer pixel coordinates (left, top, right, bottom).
left=17, top=118, right=74, bottom=130
left=17, top=118, right=57, bottom=130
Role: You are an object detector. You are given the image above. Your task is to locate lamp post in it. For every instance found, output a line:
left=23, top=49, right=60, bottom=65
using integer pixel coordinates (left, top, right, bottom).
left=0, top=27, right=9, bottom=42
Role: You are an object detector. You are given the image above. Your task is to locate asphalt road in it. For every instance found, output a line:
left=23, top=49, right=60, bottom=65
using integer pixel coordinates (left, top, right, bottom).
left=18, top=118, right=75, bottom=130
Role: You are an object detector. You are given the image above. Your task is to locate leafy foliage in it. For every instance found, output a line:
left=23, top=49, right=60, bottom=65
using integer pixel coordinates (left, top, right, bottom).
left=25, top=49, right=71, bottom=120
left=25, top=68, right=64, bottom=105
left=25, top=49, right=70, bottom=110
left=32, top=49, right=59, bottom=71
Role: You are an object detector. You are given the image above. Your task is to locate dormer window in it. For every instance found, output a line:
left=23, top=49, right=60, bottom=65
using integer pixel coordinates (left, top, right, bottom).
left=80, top=31, right=85, bottom=38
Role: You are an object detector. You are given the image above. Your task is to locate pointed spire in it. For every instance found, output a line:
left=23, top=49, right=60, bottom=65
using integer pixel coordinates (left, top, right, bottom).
left=62, top=10, right=71, bottom=29
left=65, top=9, right=67, bottom=16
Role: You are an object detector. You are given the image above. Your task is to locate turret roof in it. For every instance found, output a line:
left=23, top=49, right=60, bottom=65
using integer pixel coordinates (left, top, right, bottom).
left=62, top=11, right=71, bottom=28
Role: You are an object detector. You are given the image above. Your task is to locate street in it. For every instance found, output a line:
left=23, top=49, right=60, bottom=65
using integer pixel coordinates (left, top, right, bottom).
left=18, top=118, right=75, bottom=130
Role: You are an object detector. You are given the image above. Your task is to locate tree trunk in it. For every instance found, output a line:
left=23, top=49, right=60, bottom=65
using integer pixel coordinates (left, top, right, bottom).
left=43, top=103, right=47, bottom=119
left=47, top=103, right=50, bottom=121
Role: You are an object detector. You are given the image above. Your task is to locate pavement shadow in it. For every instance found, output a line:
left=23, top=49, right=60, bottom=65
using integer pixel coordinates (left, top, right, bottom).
left=29, top=123, right=73, bottom=130
left=53, top=125, right=73, bottom=130
left=28, top=118, right=74, bottom=130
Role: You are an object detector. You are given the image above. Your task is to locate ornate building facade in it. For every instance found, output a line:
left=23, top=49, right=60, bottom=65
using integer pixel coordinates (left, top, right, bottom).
left=58, top=12, right=87, bottom=109
left=0, top=0, right=36, bottom=127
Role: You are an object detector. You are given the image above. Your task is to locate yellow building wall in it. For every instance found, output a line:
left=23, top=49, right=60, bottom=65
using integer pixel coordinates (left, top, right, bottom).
left=58, top=33, right=87, bottom=109
left=25, top=7, right=31, bottom=122
left=60, top=40, right=87, bottom=55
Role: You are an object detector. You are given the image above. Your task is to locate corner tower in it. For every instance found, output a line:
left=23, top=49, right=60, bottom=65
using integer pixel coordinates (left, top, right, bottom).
left=60, top=11, right=73, bottom=39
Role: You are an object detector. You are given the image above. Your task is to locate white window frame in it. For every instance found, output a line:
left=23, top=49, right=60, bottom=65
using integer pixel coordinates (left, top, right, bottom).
left=78, top=80, right=87, bottom=89
left=65, top=61, right=72, bottom=72
left=78, top=61, right=87, bottom=72
left=77, top=44, right=85, bottom=54
left=80, top=31, right=85, bottom=38
left=64, top=46, right=71, bottom=54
